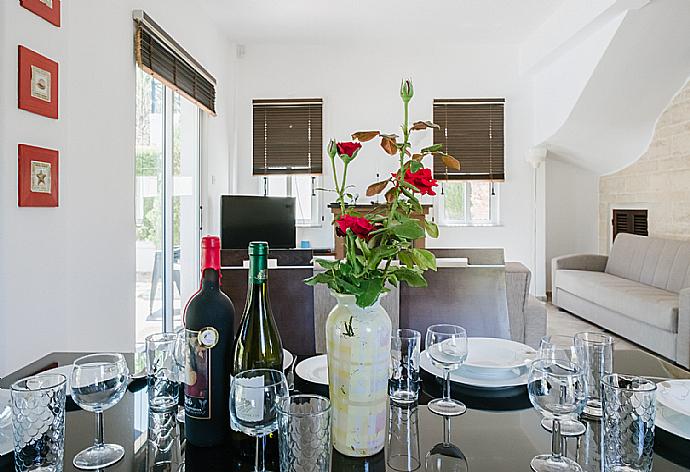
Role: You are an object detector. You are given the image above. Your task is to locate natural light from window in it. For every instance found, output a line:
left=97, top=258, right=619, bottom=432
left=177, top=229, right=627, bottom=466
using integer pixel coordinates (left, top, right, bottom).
left=436, top=181, right=499, bottom=226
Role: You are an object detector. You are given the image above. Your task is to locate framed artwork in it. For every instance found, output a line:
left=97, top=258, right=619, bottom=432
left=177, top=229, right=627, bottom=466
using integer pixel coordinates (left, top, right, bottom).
left=18, top=45, right=59, bottom=119
left=20, top=0, right=61, bottom=27
left=18, top=144, right=59, bottom=207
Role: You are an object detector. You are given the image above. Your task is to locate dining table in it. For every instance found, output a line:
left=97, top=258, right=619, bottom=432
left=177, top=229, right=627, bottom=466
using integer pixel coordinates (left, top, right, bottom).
left=1, top=348, right=689, bottom=471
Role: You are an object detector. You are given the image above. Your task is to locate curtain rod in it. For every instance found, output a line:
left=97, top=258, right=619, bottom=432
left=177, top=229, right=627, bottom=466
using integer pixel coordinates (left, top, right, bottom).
left=132, top=10, right=216, bottom=85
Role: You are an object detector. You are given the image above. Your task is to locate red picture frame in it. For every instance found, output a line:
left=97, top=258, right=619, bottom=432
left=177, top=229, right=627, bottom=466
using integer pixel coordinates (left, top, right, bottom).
left=18, top=45, right=59, bottom=119
left=20, top=0, right=61, bottom=27
left=18, top=144, right=59, bottom=207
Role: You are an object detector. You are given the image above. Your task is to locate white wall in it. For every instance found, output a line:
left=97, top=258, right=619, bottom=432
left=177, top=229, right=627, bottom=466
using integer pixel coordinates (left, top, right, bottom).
left=233, top=42, right=537, bottom=274
left=545, top=157, right=600, bottom=291
left=0, top=0, right=234, bottom=376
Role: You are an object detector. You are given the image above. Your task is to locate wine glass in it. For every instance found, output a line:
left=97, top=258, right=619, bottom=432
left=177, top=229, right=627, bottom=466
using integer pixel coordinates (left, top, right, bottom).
left=425, top=416, right=469, bottom=472
left=70, top=353, right=130, bottom=470
left=230, top=369, right=289, bottom=472
left=528, top=359, right=586, bottom=472
left=425, top=324, right=468, bottom=416
left=538, top=335, right=586, bottom=437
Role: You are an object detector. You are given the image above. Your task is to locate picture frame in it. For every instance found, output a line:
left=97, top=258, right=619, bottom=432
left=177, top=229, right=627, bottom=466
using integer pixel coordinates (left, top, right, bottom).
left=20, top=0, right=61, bottom=27
left=18, top=144, right=59, bottom=207
left=18, top=45, right=59, bottom=119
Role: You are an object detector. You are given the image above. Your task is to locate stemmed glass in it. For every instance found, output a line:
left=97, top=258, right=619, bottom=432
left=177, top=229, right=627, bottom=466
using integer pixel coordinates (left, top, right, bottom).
left=230, top=369, right=289, bottom=472
left=425, top=416, right=469, bottom=472
left=425, top=324, right=468, bottom=416
left=538, top=335, right=586, bottom=437
left=70, top=353, right=130, bottom=470
left=528, top=359, right=586, bottom=472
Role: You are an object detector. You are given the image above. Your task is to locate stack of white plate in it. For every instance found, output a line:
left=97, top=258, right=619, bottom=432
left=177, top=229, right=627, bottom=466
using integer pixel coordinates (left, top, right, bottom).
left=656, top=379, right=690, bottom=440
left=420, top=337, right=537, bottom=389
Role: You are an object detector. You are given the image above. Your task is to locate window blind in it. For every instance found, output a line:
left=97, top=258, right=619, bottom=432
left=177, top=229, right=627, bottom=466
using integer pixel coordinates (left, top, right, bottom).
left=252, top=99, right=323, bottom=175
left=612, top=209, right=648, bottom=241
left=433, top=98, right=505, bottom=181
left=134, top=11, right=216, bottom=115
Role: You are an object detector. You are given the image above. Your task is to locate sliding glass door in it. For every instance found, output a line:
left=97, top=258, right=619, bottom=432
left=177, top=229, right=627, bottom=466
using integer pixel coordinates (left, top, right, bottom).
left=135, top=68, right=201, bottom=343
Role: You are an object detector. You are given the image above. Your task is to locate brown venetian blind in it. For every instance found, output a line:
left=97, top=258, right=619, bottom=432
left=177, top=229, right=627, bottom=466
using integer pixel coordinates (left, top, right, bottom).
left=612, top=209, right=648, bottom=241
left=134, top=11, right=216, bottom=115
left=433, top=98, right=505, bottom=181
left=253, top=99, right=323, bottom=175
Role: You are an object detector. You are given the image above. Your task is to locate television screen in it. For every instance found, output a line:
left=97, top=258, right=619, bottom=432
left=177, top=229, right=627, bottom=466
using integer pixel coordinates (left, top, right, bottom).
left=221, top=196, right=296, bottom=249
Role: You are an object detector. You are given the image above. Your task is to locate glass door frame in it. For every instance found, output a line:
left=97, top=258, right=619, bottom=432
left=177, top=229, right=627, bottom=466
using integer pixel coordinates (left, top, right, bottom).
left=160, top=87, right=202, bottom=333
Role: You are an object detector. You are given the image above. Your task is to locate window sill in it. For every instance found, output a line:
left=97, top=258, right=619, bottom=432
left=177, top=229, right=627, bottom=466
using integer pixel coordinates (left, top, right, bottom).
left=296, top=223, right=323, bottom=229
left=437, top=222, right=503, bottom=228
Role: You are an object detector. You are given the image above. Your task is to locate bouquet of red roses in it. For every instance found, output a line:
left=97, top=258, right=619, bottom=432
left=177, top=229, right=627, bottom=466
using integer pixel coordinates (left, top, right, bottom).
left=305, top=79, right=460, bottom=307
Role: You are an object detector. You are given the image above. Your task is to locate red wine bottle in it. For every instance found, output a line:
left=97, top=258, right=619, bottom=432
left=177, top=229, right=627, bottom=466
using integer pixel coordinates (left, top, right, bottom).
left=183, top=235, right=235, bottom=447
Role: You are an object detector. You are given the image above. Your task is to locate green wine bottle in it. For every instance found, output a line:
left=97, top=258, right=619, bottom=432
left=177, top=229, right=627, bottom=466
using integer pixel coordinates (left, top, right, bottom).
left=230, top=241, right=284, bottom=458
left=232, top=241, right=284, bottom=373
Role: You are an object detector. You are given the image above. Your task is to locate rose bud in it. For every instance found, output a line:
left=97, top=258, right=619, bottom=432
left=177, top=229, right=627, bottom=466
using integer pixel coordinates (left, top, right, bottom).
left=400, top=79, right=414, bottom=103
left=327, top=139, right=338, bottom=159
left=336, top=142, right=363, bottom=161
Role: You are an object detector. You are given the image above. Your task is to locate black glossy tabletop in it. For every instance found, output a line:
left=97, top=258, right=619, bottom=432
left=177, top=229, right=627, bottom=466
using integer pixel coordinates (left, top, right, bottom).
left=1, top=350, right=689, bottom=471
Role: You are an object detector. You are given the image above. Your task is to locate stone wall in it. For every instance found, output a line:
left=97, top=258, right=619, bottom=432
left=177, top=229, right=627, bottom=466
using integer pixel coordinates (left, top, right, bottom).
left=599, top=80, right=690, bottom=252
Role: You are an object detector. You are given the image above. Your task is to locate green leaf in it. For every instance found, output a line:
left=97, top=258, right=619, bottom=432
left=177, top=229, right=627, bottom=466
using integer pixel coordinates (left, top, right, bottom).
left=355, top=237, right=371, bottom=257
left=408, top=160, right=423, bottom=173
left=304, top=272, right=333, bottom=286
left=411, top=248, right=437, bottom=271
left=314, top=258, right=338, bottom=270
left=355, top=278, right=385, bottom=307
left=391, top=220, right=425, bottom=240
left=421, top=143, right=443, bottom=153
left=398, top=250, right=416, bottom=268
left=367, top=246, right=398, bottom=270
left=424, top=220, right=439, bottom=238
left=394, top=268, right=428, bottom=287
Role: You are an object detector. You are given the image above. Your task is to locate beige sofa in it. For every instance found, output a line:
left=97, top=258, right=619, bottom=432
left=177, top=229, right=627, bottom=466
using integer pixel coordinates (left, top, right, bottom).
left=552, top=233, right=690, bottom=368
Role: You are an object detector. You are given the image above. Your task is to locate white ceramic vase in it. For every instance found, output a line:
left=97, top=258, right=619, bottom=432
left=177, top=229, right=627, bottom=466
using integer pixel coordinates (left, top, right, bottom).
left=325, top=292, right=392, bottom=457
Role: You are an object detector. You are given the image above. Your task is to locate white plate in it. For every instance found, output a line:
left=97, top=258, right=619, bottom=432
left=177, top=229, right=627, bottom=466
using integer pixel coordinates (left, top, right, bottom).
left=420, top=350, right=529, bottom=389
left=283, top=349, right=294, bottom=371
left=657, top=380, right=690, bottom=417
left=295, top=354, right=328, bottom=385
left=463, top=338, right=536, bottom=371
left=656, top=403, right=690, bottom=440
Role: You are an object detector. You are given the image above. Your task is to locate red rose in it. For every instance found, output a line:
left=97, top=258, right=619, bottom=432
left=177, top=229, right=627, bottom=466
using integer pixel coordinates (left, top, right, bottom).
left=336, top=214, right=375, bottom=238
left=404, top=168, right=438, bottom=196
left=336, top=142, right=362, bottom=159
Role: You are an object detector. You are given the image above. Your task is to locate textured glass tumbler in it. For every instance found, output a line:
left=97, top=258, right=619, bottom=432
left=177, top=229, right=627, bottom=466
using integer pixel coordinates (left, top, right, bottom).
left=602, top=374, right=656, bottom=472
left=11, top=373, right=67, bottom=472
left=387, top=403, right=420, bottom=471
left=277, top=395, right=331, bottom=472
left=146, top=332, right=180, bottom=413
left=146, top=409, right=182, bottom=472
left=574, top=332, right=613, bottom=417
left=390, top=329, right=421, bottom=404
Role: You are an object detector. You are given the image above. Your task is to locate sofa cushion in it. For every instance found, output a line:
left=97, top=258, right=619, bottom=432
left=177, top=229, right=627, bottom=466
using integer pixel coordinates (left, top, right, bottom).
left=605, top=234, right=690, bottom=293
left=556, top=270, right=679, bottom=332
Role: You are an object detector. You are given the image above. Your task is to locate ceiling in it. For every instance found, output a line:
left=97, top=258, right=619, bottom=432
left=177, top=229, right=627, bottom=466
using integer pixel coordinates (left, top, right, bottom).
left=199, top=0, right=566, bottom=45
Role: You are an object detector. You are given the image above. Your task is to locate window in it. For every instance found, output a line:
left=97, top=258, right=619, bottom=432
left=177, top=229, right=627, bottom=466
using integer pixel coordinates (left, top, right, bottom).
left=253, top=98, right=323, bottom=227
left=134, top=12, right=215, bottom=342
left=612, top=209, right=648, bottom=241
left=432, top=98, right=504, bottom=226
left=435, top=181, right=499, bottom=226
left=262, top=175, right=321, bottom=227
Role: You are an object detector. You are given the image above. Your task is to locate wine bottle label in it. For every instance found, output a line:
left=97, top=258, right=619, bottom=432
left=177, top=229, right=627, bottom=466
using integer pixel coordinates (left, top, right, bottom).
left=234, top=376, right=266, bottom=423
left=184, top=329, right=212, bottom=419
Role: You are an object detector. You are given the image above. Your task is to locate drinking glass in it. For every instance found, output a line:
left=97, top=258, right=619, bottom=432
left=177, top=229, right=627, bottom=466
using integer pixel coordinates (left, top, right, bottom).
left=277, top=394, right=331, bottom=472
left=146, top=332, right=180, bottom=413
left=528, top=359, right=586, bottom=472
left=387, top=402, right=420, bottom=471
left=146, top=409, right=182, bottom=472
left=173, top=327, right=187, bottom=423
left=390, top=329, right=421, bottom=404
left=425, top=324, right=468, bottom=416
left=574, top=332, right=613, bottom=418
left=11, top=373, right=67, bottom=472
left=602, top=374, right=656, bottom=472
left=70, top=353, right=130, bottom=470
left=230, top=369, right=289, bottom=472
left=425, top=416, right=468, bottom=472
left=538, top=335, right=586, bottom=437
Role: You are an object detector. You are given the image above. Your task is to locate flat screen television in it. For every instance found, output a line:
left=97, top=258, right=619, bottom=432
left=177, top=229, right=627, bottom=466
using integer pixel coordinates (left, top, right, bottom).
left=221, top=196, right=296, bottom=249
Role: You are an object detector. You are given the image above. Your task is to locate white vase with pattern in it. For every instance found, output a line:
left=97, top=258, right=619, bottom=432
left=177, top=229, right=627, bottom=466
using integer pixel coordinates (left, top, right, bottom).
left=325, top=292, right=391, bottom=457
